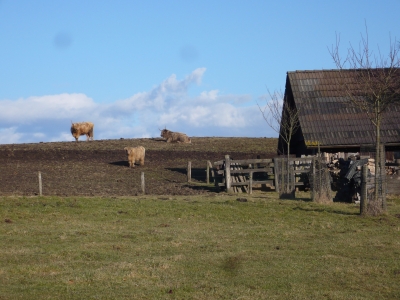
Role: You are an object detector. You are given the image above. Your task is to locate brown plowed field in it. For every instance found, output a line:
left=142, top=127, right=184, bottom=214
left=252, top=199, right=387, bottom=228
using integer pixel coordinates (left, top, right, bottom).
left=0, top=137, right=278, bottom=196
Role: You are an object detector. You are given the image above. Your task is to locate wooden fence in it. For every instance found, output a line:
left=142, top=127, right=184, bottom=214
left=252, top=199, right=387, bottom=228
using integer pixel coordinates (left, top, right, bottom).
left=210, top=155, right=325, bottom=195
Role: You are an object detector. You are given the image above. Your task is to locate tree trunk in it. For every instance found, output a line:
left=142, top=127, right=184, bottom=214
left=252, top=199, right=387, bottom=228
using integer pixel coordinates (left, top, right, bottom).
left=374, top=118, right=380, bottom=203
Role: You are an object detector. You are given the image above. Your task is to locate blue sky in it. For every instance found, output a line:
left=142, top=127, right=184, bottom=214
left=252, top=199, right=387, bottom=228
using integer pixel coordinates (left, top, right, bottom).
left=1, top=0, right=399, bottom=144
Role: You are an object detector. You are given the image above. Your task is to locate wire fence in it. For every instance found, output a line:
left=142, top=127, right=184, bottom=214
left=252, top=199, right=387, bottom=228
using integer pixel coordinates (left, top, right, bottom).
left=360, top=144, right=387, bottom=215
left=308, top=158, right=333, bottom=203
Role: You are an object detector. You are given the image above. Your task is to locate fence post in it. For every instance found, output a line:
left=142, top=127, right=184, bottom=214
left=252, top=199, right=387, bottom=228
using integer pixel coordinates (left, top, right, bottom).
left=187, top=161, right=192, bottom=182
left=312, top=157, right=316, bottom=201
left=225, top=155, right=232, bottom=193
left=281, top=158, right=284, bottom=194
left=273, top=158, right=280, bottom=194
left=38, top=171, right=42, bottom=196
left=141, top=172, right=145, bottom=194
left=249, top=171, right=253, bottom=194
left=206, top=161, right=210, bottom=184
left=360, top=164, right=368, bottom=215
left=291, top=162, right=295, bottom=196
left=207, top=161, right=215, bottom=185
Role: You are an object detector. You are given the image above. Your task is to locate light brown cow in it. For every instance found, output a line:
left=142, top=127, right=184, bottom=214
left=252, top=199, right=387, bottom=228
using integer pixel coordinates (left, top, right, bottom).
left=124, top=146, right=145, bottom=168
left=70, top=122, right=94, bottom=141
left=160, top=129, right=191, bottom=143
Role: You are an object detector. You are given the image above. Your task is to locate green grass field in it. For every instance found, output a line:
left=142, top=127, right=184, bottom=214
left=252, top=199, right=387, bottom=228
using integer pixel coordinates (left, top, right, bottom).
left=1, top=193, right=400, bottom=299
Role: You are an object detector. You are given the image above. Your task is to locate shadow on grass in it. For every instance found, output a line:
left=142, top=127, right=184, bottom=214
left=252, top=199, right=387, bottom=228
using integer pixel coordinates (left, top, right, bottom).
left=292, top=206, right=359, bottom=216
left=166, top=167, right=207, bottom=182
left=183, top=184, right=218, bottom=193
left=109, top=161, right=129, bottom=167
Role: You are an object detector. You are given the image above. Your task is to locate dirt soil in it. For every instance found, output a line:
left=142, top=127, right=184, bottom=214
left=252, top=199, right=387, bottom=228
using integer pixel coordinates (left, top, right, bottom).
left=0, top=137, right=278, bottom=197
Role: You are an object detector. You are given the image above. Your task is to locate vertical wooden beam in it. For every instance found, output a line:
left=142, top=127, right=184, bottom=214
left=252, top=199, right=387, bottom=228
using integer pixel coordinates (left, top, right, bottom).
left=312, top=157, right=316, bottom=201
left=273, top=158, right=279, bottom=194
left=281, top=158, right=284, bottom=194
left=360, top=164, right=368, bottom=215
left=38, top=171, right=42, bottom=196
left=141, top=172, right=145, bottom=194
left=206, top=161, right=210, bottom=184
left=207, top=161, right=215, bottom=184
left=187, top=161, right=192, bottom=182
left=249, top=171, right=253, bottom=194
left=291, top=164, right=295, bottom=197
left=225, top=155, right=232, bottom=193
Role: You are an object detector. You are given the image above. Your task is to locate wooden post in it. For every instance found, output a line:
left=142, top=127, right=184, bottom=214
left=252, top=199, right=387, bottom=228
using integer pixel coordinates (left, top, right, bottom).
left=360, top=164, right=368, bottom=215
left=318, top=158, right=321, bottom=195
left=206, top=161, right=210, bottom=184
left=141, top=172, right=145, bottom=194
left=291, top=166, right=295, bottom=197
left=312, top=157, right=316, bottom=201
left=273, top=158, right=280, bottom=194
left=249, top=171, right=253, bottom=194
left=38, top=171, right=42, bottom=196
left=187, top=161, right=191, bottom=182
left=207, top=161, right=215, bottom=184
left=225, top=155, right=232, bottom=193
left=280, top=158, right=284, bottom=194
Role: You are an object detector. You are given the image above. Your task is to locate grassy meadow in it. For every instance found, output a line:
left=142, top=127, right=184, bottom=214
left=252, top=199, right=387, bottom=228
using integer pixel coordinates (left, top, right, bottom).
left=1, top=193, right=400, bottom=299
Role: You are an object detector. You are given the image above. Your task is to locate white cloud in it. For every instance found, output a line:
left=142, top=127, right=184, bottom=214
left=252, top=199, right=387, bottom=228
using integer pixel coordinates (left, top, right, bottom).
left=0, top=68, right=276, bottom=144
left=0, top=127, right=24, bottom=144
left=0, top=93, right=97, bottom=124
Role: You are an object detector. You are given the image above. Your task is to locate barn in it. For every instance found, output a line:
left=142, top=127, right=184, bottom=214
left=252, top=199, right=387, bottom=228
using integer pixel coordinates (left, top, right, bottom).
left=279, top=69, right=400, bottom=157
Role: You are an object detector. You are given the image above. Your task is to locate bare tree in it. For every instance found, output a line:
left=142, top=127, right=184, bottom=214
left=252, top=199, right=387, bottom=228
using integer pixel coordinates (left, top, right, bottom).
left=258, top=90, right=300, bottom=195
left=329, top=25, right=400, bottom=213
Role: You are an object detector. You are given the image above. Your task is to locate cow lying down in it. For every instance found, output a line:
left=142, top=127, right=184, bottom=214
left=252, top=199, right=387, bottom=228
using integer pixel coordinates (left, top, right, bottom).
left=71, top=122, right=94, bottom=141
left=160, top=129, right=191, bottom=143
left=124, top=146, right=145, bottom=168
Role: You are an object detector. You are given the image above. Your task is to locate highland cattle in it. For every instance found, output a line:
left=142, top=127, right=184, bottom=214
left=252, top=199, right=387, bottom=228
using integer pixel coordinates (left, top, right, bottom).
left=124, top=146, right=145, bottom=168
left=70, top=122, right=94, bottom=141
left=160, top=129, right=191, bottom=143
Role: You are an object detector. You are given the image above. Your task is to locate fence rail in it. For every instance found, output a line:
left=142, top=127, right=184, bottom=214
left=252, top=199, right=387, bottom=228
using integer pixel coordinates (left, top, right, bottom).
left=212, top=155, right=327, bottom=199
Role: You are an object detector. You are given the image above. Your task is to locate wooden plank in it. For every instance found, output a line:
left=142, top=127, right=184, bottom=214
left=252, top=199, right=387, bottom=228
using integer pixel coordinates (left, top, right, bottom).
left=228, top=158, right=273, bottom=165
left=235, top=163, right=248, bottom=193
left=230, top=180, right=274, bottom=186
left=214, top=158, right=274, bottom=166
left=293, top=169, right=310, bottom=174
left=225, top=155, right=233, bottom=193
left=229, top=168, right=272, bottom=174
left=231, top=164, right=240, bottom=193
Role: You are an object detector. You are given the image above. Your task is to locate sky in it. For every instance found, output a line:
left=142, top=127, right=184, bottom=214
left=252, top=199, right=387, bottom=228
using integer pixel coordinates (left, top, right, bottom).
left=1, top=0, right=400, bottom=144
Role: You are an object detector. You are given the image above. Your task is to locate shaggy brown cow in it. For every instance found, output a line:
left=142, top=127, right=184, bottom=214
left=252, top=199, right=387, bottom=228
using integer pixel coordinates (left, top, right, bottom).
left=70, top=122, right=94, bottom=141
left=160, top=129, right=191, bottom=143
left=124, top=146, right=145, bottom=168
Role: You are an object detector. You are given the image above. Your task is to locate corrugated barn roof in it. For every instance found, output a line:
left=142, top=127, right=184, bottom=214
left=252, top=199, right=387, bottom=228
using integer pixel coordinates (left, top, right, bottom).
left=286, top=69, right=400, bottom=148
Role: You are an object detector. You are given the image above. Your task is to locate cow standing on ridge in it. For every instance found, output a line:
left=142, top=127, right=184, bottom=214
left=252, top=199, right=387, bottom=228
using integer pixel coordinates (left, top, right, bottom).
left=124, top=146, right=145, bottom=168
left=160, top=129, right=191, bottom=143
left=70, top=122, right=94, bottom=141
